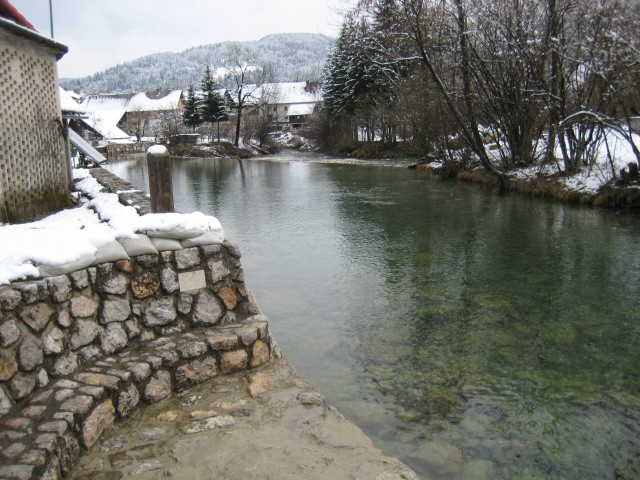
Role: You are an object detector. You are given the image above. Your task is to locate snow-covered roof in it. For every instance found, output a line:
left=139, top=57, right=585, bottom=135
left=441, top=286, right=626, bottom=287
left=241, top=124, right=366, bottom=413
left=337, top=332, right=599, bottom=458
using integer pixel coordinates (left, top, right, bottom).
left=59, top=87, right=85, bottom=113
left=82, top=111, right=130, bottom=140
left=251, top=82, right=322, bottom=106
left=129, top=89, right=183, bottom=111
left=80, top=94, right=132, bottom=111
left=0, top=12, right=67, bottom=60
left=288, top=103, right=316, bottom=116
left=79, top=89, right=183, bottom=113
left=270, top=82, right=322, bottom=104
left=1, top=0, right=36, bottom=31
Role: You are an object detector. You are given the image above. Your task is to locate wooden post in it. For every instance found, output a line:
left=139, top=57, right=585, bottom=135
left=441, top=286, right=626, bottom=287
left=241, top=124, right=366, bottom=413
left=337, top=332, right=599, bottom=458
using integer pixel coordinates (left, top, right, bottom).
left=147, top=145, right=174, bottom=213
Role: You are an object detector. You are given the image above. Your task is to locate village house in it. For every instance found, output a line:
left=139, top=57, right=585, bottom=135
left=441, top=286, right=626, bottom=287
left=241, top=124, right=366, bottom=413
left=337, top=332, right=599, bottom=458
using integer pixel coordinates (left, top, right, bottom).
left=79, top=89, right=185, bottom=143
left=0, top=0, right=71, bottom=223
left=259, top=81, right=322, bottom=132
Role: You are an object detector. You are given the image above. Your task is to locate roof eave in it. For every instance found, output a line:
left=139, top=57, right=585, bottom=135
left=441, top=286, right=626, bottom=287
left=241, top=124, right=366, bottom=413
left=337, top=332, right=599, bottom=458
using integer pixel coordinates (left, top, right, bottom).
left=0, top=16, right=68, bottom=60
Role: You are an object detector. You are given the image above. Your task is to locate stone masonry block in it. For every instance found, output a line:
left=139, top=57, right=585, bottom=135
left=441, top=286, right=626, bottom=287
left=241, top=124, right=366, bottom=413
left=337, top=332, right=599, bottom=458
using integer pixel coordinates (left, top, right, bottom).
left=175, top=247, right=201, bottom=270
left=74, top=373, right=121, bottom=390
left=251, top=340, right=271, bottom=368
left=0, top=318, right=21, bottom=347
left=100, top=298, right=131, bottom=324
left=43, top=326, right=64, bottom=355
left=9, top=371, right=36, bottom=400
left=206, top=259, right=230, bottom=284
left=175, top=357, right=217, bottom=390
left=160, top=267, right=179, bottom=293
left=117, top=384, right=140, bottom=418
left=60, top=395, right=94, bottom=416
left=0, top=288, right=22, bottom=310
left=177, top=341, right=208, bottom=359
left=81, top=399, right=115, bottom=448
left=17, top=334, right=43, bottom=371
left=57, top=432, right=81, bottom=476
left=46, top=275, right=71, bottom=303
left=51, top=352, right=79, bottom=377
left=217, top=286, right=237, bottom=310
left=70, top=319, right=101, bottom=349
left=100, top=323, right=128, bottom=355
left=144, top=370, right=172, bottom=403
left=70, top=269, right=89, bottom=290
left=0, top=349, right=19, bottom=381
left=206, top=332, right=239, bottom=351
left=98, top=273, right=129, bottom=295
left=19, top=303, right=55, bottom=333
left=220, top=349, right=249, bottom=374
left=143, top=296, right=177, bottom=327
left=70, top=295, right=98, bottom=318
left=191, top=290, right=222, bottom=327
left=237, top=325, right=258, bottom=346
left=131, top=272, right=161, bottom=299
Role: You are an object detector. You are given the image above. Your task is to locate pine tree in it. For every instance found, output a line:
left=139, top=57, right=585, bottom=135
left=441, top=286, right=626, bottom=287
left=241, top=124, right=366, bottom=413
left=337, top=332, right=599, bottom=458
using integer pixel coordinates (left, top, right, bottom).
left=201, top=65, right=228, bottom=142
left=322, top=15, right=367, bottom=117
left=182, top=82, right=202, bottom=132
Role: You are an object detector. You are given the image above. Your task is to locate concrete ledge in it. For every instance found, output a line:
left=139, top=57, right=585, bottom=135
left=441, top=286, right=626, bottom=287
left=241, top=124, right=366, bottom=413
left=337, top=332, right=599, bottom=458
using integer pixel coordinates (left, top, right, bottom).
left=0, top=319, right=275, bottom=479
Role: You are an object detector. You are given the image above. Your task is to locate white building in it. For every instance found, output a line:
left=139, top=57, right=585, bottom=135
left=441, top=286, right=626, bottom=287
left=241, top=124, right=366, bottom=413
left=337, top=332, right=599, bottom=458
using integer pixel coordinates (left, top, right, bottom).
left=257, top=81, right=322, bottom=131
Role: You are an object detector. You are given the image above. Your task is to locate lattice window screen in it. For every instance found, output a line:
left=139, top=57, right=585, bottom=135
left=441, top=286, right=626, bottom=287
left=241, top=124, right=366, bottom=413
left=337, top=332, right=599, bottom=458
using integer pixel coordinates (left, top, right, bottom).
left=0, top=42, right=69, bottom=223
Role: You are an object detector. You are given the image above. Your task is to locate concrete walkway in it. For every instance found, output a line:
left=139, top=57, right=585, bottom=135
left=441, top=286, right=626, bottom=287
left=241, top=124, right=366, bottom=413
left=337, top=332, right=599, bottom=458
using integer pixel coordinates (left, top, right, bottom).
left=68, top=357, right=419, bottom=480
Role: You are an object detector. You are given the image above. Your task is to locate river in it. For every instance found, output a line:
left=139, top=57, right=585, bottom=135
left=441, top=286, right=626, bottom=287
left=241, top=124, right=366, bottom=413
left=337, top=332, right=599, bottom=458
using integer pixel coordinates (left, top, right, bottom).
left=106, top=150, right=640, bottom=480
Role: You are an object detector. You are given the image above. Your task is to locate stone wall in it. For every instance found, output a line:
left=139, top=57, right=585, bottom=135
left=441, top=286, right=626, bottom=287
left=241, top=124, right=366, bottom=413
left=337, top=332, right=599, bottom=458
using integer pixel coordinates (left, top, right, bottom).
left=1, top=241, right=264, bottom=407
left=0, top=242, right=276, bottom=479
left=0, top=166, right=279, bottom=478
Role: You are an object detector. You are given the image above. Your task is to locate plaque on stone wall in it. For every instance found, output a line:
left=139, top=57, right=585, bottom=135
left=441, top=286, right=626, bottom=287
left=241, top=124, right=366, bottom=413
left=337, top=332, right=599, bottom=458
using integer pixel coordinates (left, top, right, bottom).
left=178, top=270, right=206, bottom=292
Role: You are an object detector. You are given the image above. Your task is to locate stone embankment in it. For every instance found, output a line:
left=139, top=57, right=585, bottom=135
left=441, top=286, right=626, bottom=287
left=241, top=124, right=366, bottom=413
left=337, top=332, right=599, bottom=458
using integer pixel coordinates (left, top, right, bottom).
left=0, top=167, right=276, bottom=479
left=0, top=240, right=274, bottom=480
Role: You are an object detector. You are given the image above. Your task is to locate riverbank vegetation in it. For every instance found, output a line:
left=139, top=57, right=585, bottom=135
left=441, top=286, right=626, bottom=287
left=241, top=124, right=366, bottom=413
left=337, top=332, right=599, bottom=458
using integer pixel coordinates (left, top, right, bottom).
left=309, top=0, right=640, bottom=209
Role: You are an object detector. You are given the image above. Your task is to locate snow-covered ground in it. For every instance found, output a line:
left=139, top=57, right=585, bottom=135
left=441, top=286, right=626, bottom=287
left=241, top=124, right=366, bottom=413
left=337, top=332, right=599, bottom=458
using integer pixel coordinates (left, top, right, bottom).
left=425, top=128, right=640, bottom=195
left=0, top=169, right=224, bottom=285
left=504, top=129, right=640, bottom=194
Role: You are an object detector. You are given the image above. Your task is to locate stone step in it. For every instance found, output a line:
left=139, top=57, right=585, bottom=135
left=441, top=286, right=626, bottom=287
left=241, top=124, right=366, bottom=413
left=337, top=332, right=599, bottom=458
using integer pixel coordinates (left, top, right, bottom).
left=0, top=317, right=275, bottom=480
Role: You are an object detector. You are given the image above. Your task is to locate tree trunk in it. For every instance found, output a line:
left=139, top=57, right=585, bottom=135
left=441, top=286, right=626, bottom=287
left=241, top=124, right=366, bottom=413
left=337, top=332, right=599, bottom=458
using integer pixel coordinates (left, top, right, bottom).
left=234, top=105, right=242, bottom=147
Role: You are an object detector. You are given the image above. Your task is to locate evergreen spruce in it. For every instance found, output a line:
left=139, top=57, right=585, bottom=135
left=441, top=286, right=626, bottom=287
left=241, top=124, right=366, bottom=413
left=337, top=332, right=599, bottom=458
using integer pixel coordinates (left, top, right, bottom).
left=182, top=82, right=202, bottom=132
left=201, top=65, right=229, bottom=142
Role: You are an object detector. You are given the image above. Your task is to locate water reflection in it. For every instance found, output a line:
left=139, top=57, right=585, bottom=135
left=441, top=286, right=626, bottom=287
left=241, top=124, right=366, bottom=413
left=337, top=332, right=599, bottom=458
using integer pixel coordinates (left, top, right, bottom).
left=106, top=152, right=640, bottom=479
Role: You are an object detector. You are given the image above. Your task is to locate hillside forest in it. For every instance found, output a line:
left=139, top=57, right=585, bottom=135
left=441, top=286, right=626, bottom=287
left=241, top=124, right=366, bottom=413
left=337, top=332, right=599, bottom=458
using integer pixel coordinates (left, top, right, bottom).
left=61, top=33, right=331, bottom=94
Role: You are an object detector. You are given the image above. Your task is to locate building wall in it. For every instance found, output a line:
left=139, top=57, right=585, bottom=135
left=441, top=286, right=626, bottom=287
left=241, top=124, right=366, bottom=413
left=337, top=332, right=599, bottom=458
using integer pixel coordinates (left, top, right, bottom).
left=0, top=21, right=69, bottom=223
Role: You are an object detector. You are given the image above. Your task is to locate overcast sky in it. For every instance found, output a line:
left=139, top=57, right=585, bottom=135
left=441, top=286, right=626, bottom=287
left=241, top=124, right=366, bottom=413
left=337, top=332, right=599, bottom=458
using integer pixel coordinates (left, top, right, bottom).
left=11, top=0, right=348, bottom=78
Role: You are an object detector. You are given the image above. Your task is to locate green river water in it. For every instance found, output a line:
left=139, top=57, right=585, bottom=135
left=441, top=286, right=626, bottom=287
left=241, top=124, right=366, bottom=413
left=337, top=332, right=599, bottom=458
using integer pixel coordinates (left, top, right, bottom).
left=106, top=151, right=640, bottom=480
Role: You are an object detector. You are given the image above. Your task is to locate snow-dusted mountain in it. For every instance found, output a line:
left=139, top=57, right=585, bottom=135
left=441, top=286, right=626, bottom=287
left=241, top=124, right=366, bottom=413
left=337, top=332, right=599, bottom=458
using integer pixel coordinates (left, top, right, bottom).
left=60, top=33, right=332, bottom=94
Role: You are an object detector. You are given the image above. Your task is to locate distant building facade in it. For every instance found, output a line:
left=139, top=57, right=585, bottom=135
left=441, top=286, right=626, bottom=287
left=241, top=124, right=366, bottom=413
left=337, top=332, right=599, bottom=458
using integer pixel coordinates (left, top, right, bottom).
left=262, top=81, right=322, bottom=131
left=0, top=1, right=70, bottom=223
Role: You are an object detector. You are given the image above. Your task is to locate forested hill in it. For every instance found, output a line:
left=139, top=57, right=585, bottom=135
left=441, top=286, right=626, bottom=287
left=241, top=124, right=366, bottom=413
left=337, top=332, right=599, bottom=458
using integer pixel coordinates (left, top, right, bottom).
left=60, top=33, right=333, bottom=94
